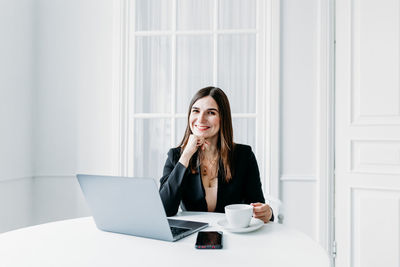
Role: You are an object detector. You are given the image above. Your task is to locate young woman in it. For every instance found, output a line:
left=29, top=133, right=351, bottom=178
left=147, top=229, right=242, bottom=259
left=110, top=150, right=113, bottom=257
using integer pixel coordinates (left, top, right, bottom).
left=159, top=87, right=273, bottom=223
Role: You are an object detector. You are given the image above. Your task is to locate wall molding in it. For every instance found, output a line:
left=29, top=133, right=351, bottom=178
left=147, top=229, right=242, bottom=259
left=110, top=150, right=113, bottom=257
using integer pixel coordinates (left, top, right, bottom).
left=264, top=0, right=281, bottom=200
left=33, top=175, right=75, bottom=179
left=0, top=176, right=33, bottom=182
left=280, top=175, right=317, bottom=182
left=0, top=175, right=77, bottom=182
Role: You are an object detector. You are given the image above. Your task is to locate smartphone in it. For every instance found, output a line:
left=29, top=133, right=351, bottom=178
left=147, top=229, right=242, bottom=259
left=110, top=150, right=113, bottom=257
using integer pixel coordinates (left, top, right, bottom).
left=195, top=231, right=223, bottom=249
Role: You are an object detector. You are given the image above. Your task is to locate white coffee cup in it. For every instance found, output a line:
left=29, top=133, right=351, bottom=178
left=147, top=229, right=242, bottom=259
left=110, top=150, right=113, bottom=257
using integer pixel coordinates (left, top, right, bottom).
left=225, top=204, right=253, bottom=228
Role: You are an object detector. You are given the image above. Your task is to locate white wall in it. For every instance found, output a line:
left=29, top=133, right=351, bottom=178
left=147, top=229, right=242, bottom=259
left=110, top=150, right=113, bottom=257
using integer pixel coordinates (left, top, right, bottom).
left=34, top=0, right=114, bottom=177
left=280, top=0, right=319, bottom=239
left=1, top=0, right=328, bottom=251
left=34, top=0, right=78, bottom=176
left=0, top=0, right=34, bottom=180
left=0, top=0, right=35, bottom=232
left=0, top=0, right=113, bottom=232
left=33, top=0, right=114, bottom=223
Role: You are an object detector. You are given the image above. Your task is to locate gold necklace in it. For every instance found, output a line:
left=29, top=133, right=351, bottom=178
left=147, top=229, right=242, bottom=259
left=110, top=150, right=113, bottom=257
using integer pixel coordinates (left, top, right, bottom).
left=201, top=154, right=219, bottom=177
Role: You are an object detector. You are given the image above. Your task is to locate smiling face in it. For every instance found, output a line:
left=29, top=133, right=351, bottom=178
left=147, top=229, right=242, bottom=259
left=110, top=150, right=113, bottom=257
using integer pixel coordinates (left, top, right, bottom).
left=189, top=96, right=221, bottom=141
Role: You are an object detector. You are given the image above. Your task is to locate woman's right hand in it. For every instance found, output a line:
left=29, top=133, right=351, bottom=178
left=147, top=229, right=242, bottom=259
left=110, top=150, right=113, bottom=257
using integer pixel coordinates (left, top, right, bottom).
left=179, top=135, right=209, bottom=167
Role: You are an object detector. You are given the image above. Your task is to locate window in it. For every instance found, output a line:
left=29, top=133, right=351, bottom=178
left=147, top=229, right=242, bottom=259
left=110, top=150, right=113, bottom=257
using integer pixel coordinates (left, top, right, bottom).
left=113, top=0, right=280, bottom=197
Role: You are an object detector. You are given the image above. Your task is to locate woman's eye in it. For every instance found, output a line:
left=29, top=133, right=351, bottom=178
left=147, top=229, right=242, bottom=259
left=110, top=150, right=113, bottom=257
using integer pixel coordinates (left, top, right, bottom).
left=192, top=109, right=199, bottom=113
left=208, top=111, right=215, bottom=115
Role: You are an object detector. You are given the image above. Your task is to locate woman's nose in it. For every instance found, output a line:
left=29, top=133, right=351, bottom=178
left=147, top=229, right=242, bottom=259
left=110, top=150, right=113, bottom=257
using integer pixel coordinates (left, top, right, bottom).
left=199, top=112, right=207, bottom=122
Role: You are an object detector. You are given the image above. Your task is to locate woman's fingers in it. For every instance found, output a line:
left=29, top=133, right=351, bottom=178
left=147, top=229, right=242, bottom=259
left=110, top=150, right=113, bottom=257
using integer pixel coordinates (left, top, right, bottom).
left=182, top=135, right=214, bottom=159
left=188, top=135, right=212, bottom=151
left=192, top=136, right=211, bottom=151
left=195, top=136, right=204, bottom=145
left=184, top=135, right=202, bottom=155
left=251, top=203, right=272, bottom=223
left=200, top=139, right=210, bottom=151
left=253, top=209, right=268, bottom=217
left=251, top=202, right=265, bottom=211
left=188, top=135, right=203, bottom=147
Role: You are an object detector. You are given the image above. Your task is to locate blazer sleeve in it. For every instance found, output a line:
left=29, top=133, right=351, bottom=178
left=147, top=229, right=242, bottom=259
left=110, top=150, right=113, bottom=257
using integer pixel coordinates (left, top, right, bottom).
left=159, top=148, right=187, bottom=216
left=244, top=148, right=274, bottom=222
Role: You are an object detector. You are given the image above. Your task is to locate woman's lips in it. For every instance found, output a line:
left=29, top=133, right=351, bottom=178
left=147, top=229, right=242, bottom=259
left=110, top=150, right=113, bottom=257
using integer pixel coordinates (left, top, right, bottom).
left=195, top=125, right=210, bottom=131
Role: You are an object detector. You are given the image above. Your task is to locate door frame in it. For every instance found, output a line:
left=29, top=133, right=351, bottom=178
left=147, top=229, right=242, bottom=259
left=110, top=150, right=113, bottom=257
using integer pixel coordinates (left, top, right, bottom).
left=316, top=0, right=335, bottom=264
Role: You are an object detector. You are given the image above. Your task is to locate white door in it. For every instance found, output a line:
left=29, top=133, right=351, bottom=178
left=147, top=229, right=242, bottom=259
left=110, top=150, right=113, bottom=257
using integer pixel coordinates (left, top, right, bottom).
left=335, top=0, right=400, bottom=267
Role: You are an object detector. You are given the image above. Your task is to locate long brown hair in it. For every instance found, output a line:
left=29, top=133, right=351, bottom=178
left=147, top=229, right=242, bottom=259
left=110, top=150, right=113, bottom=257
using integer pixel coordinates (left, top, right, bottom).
left=179, top=86, right=235, bottom=182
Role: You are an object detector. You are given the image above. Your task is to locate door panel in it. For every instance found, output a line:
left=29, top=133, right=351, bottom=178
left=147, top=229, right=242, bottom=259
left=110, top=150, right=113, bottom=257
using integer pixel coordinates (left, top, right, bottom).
left=352, top=188, right=400, bottom=267
left=335, top=0, right=400, bottom=266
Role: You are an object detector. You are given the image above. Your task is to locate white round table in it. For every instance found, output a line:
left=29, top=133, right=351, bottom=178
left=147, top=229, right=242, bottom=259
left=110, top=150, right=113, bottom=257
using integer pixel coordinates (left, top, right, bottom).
left=0, top=212, right=330, bottom=267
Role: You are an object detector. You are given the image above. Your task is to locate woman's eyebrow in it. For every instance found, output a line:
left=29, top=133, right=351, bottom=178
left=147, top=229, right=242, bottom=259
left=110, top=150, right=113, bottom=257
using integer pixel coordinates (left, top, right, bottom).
left=192, top=106, right=219, bottom=112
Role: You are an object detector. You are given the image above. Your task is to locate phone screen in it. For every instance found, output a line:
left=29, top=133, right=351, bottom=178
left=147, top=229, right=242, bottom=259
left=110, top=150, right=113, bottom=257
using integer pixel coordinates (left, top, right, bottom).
left=195, top=231, right=223, bottom=249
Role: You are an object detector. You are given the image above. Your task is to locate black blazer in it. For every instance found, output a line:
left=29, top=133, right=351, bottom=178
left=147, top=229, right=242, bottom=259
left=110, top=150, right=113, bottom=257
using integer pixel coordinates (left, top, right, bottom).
left=159, top=144, right=273, bottom=221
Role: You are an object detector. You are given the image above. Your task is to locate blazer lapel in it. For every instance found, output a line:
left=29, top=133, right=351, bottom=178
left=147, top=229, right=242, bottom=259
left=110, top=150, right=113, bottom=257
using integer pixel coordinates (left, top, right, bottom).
left=194, top=165, right=208, bottom=211
left=215, top=159, right=225, bottom=212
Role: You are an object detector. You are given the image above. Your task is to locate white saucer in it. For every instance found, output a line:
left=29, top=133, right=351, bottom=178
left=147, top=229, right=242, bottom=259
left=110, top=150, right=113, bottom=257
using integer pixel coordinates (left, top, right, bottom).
left=217, top=218, right=264, bottom=233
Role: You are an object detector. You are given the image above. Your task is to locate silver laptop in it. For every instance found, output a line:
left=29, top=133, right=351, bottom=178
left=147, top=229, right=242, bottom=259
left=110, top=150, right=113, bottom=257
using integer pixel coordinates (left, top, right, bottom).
left=76, top=174, right=208, bottom=242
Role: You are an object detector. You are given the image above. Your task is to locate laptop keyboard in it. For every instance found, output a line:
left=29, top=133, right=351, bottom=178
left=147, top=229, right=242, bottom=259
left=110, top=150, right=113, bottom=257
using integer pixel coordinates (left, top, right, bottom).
left=170, top=226, right=190, bottom=237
